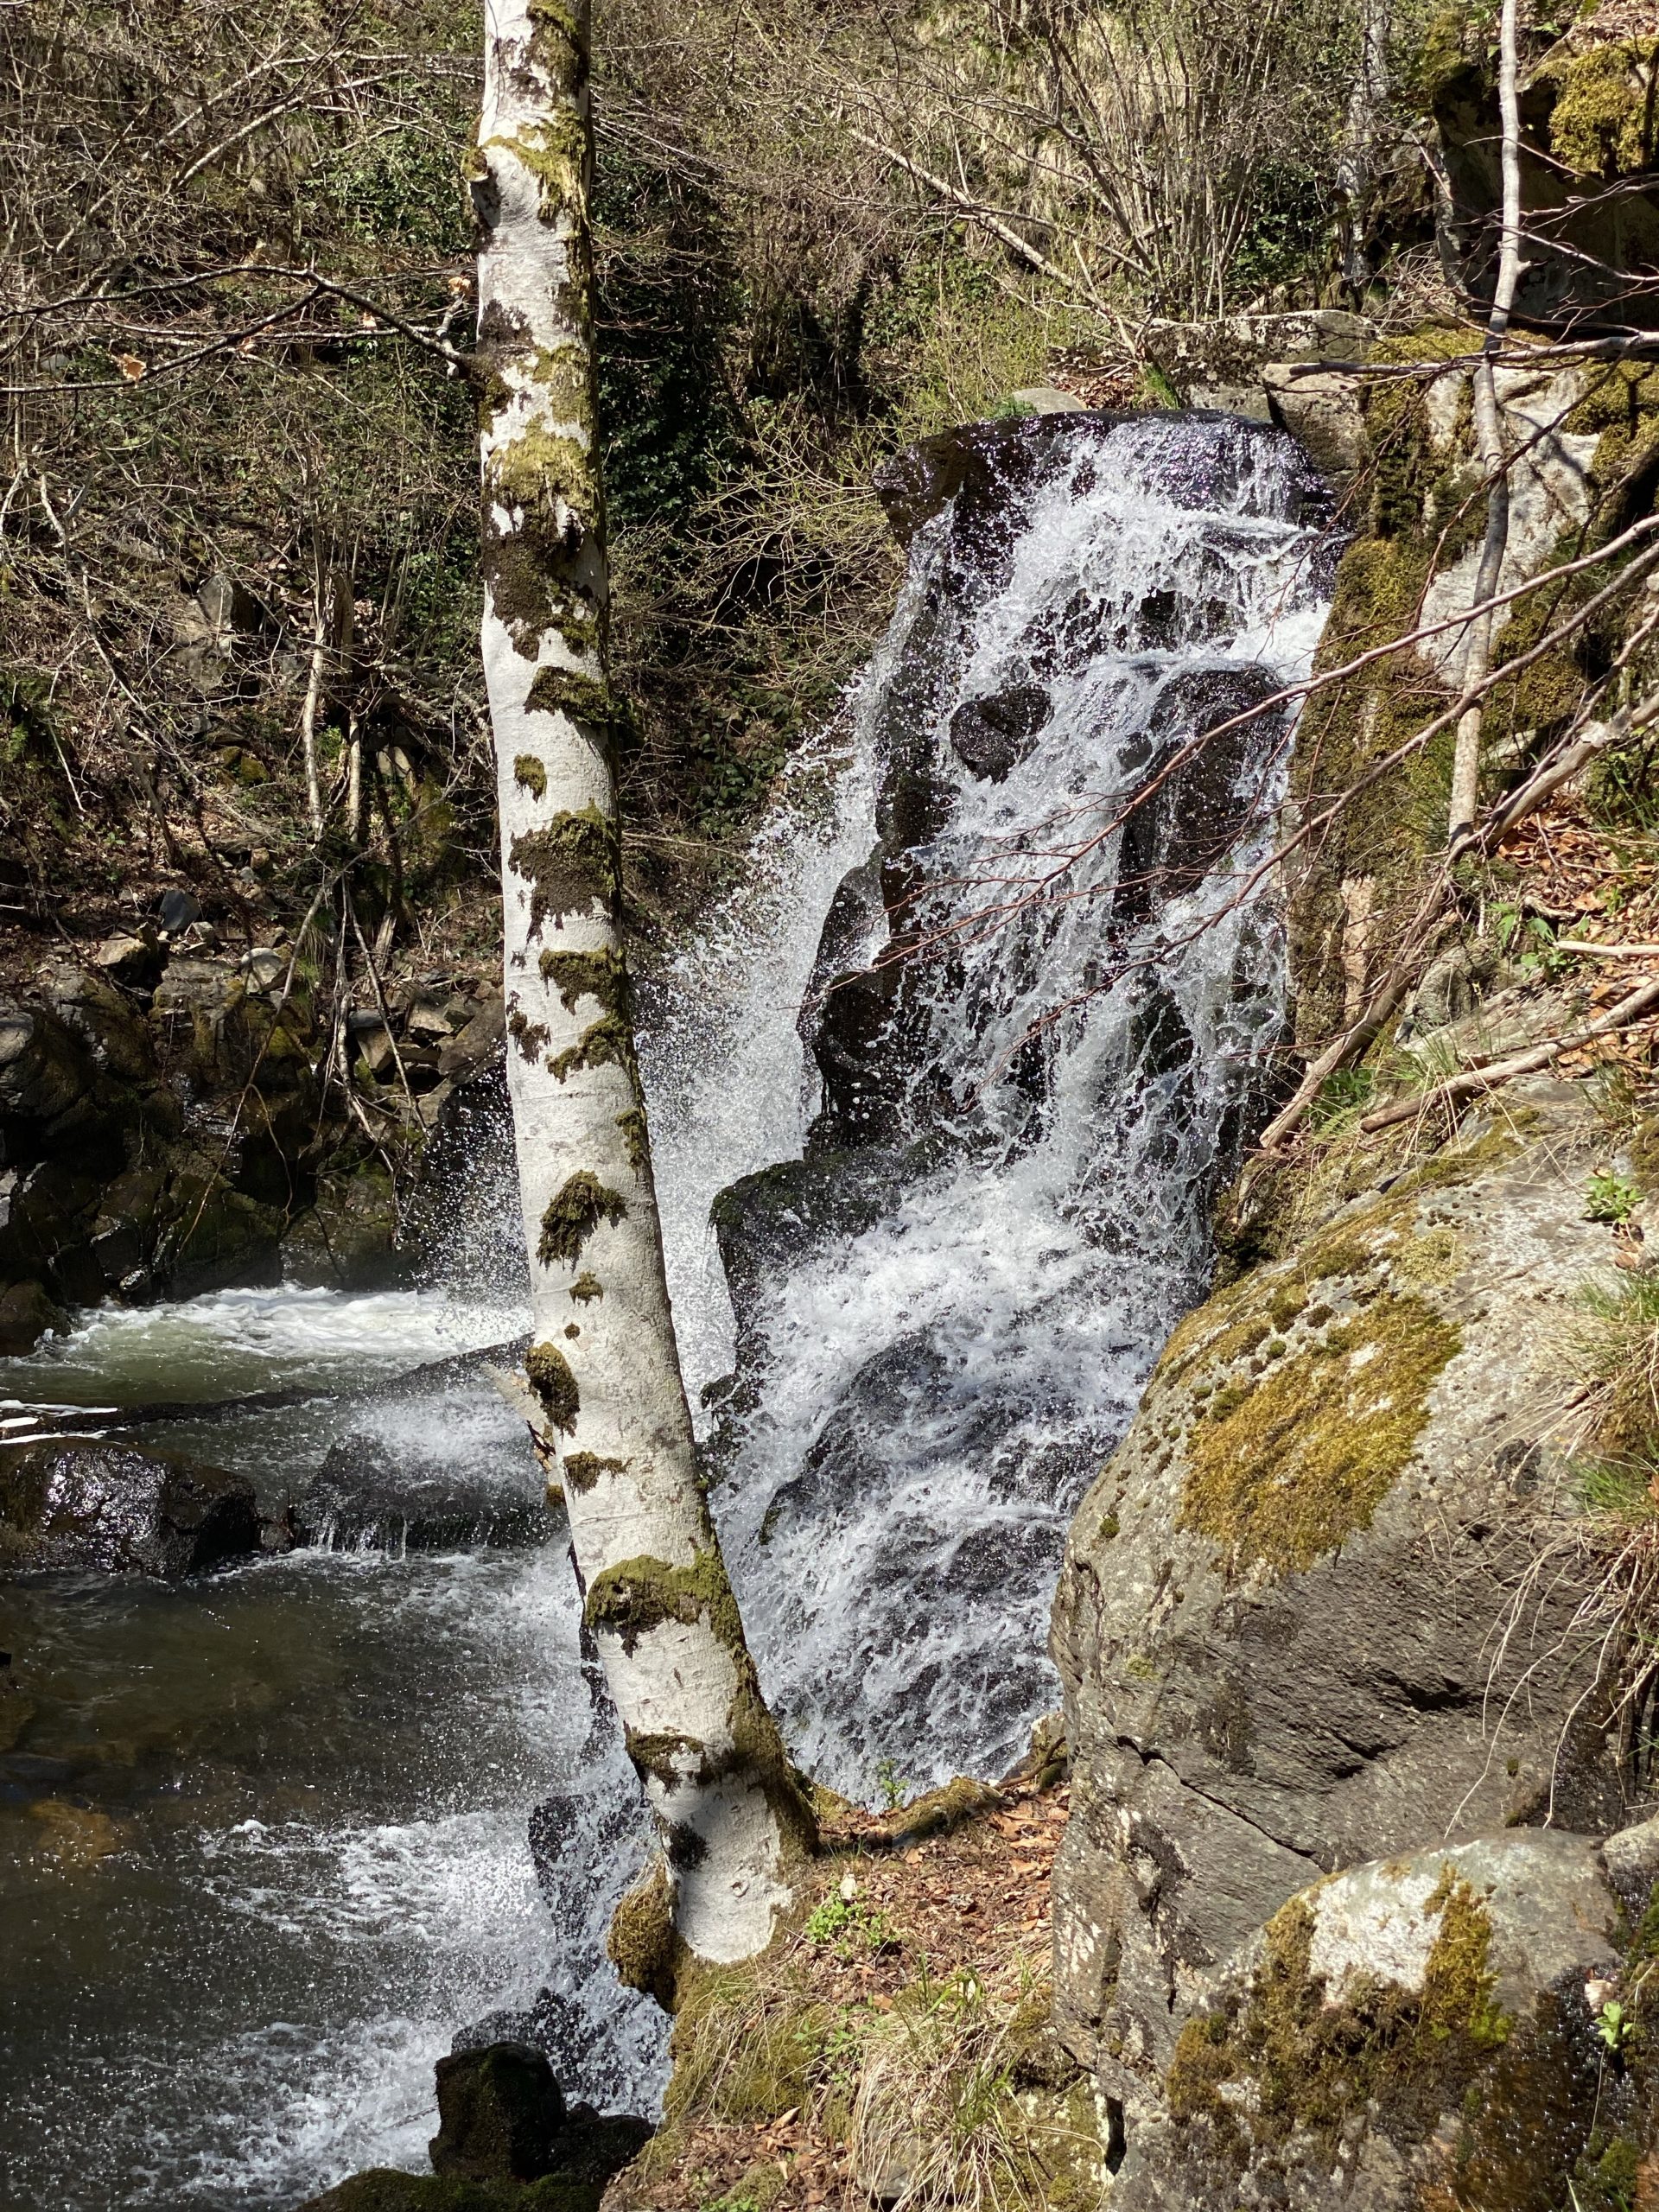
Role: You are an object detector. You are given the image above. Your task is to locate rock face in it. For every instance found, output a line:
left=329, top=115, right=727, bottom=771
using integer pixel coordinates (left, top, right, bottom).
left=0, top=1440, right=265, bottom=1573
left=0, top=950, right=508, bottom=1345
left=1116, top=1824, right=1655, bottom=2212
left=1050, top=1078, right=1643, bottom=2126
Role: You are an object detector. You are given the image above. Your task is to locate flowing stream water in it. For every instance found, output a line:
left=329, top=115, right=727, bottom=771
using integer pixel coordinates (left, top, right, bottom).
left=0, top=412, right=1328, bottom=2211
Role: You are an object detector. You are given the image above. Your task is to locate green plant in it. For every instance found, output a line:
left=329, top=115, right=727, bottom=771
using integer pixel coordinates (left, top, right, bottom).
left=1309, top=1065, right=1378, bottom=1128
left=1586, top=1171, right=1641, bottom=1224
left=875, top=1756, right=913, bottom=1812
left=805, top=1890, right=897, bottom=1961
left=1595, top=1998, right=1632, bottom=2053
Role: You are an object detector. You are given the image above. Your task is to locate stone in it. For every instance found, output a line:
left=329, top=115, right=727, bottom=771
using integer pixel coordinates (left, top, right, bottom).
left=155, top=887, right=202, bottom=938
left=245, top=947, right=286, bottom=990
left=90, top=931, right=163, bottom=987
left=1007, top=385, right=1087, bottom=414
left=429, top=2042, right=565, bottom=2182
left=1051, top=1081, right=1645, bottom=2122
left=0, top=1440, right=262, bottom=1574
left=0, top=1279, right=67, bottom=1356
left=281, top=1166, right=404, bottom=1291
left=948, top=683, right=1050, bottom=780
left=294, top=1444, right=552, bottom=1553
left=406, top=1001, right=454, bottom=1039
left=1113, top=1827, right=1633, bottom=2212
left=1262, top=361, right=1369, bottom=492
left=437, top=988, right=505, bottom=1081
left=1145, top=309, right=1375, bottom=416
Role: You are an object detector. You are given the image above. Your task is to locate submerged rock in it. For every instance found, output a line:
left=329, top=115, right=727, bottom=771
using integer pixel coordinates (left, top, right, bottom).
left=0, top=1440, right=263, bottom=1574
left=295, top=1444, right=552, bottom=1553
left=1116, top=1825, right=1651, bottom=2212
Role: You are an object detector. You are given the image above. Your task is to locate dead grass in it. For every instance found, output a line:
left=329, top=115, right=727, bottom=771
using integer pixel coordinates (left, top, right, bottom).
left=605, top=1772, right=1092, bottom=2212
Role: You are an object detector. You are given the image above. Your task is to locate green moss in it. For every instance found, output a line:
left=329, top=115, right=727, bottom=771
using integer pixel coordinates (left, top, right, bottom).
left=537, top=1169, right=627, bottom=1268
left=1166, top=1871, right=1510, bottom=2173
left=507, top=1004, right=550, bottom=1061
left=508, top=805, right=620, bottom=934
left=563, top=1451, right=625, bottom=1492
left=1547, top=40, right=1658, bottom=176
left=486, top=420, right=597, bottom=524
left=569, top=1270, right=604, bottom=1303
left=584, top=1548, right=746, bottom=1657
left=608, top=1860, right=681, bottom=2005
left=1179, top=1292, right=1461, bottom=1576
left=513, top=752, right=547, bottom=799
left=539, top=944, right=629, bottom=1014
left=524, top=1340, right=581, bottom=1433
left=616, top=1105, right=650, bottom=1174
left=626, top=1726, right=711, bottom=1787
left=525, top=664, right=613, bottom=734
left=548, top=1012, right=637, bottom=1088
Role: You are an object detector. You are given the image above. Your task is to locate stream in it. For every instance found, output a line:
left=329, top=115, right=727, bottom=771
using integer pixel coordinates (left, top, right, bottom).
left=0, top=410, right=1330, bottom=2211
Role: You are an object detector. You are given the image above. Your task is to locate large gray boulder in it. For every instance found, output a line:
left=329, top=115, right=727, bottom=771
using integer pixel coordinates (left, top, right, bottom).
left=1115, top=1824, right=1653, bottom=2212
left=1050, top=1077, right=1647, bottom=2120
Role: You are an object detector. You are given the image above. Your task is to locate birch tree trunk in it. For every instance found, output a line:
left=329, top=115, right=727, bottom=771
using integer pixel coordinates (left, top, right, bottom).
left=471, top=0, right=817, bottom=2005
left=1446, top=0, right=1525, bottom=842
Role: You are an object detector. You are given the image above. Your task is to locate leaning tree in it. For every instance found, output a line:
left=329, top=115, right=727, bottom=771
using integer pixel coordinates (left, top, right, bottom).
left=469, top=0, right=817, bottom=2003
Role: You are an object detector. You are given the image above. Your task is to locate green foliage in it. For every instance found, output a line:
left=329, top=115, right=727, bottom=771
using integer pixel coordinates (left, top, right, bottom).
left=874, top=1755, right=913, bottom=1812
left=804, top=1891, right=896, bottom=1961
left=1586, top=1170, right=1640, bottom=1224
left=1310, top=1065, right=1378, bottom=1128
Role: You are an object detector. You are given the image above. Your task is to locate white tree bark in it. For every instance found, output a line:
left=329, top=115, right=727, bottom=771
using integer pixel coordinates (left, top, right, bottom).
left=1446, top=0, right=1525, bottom=842
left=472, top=0, right=816, bottom=2004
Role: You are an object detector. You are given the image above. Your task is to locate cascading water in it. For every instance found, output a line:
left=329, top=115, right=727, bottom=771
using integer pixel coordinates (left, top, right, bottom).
left=0, top=407, right=1330, bottom=2212
left=696, top=412, right=1332, bottom=1797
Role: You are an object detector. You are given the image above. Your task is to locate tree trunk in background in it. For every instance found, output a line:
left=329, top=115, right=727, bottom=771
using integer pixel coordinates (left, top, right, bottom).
left=1335, top=0, right=1391, bottom=298
left=1447, top=0, right=1525, bottom=842
left=471, top=0, right=817, bottom=2005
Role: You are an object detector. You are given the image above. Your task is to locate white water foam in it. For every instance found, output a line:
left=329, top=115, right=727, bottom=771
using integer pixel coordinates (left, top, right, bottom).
left=702, top=416, right=1332, bottom=1797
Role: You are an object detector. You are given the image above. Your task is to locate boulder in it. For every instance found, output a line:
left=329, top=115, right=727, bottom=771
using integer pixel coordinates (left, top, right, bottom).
left=294, top=1445, right=551, bottom=1553
left=1262, top=361, right=1370, bottom=494
left=0, top=1278, right=67, bottom=1356
left=1115, top=1826, right=1647, bottom=2212
left=948, top=683, right=1051, bottom=780
left=1144, top=309, right=1375, bottom=416
left=1050, top=1080, right=1645, bottom=2121
left=0, top=1440, right=263, bottom=1574
left=430, top=2043, right=565, bottom=2183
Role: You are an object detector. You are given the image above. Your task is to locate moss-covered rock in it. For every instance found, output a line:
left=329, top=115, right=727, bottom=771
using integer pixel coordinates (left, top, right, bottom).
left=1116, top=1827, right=1638, bottom=2212
left=1051, top=1077, right=1645, bottom=2122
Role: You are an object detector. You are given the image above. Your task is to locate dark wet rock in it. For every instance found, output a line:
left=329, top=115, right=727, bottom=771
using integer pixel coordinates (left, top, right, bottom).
left=875, top=410, right=1134, bottom=553
left=281, top=1165, right=405, bottom=1291
left=430, top=2043, right=565, bottom=2183
left=1113, top=664, right=1287, bottom=926
left=711, top=1149, right=931, bottom=1371
left=0, top=1440, right=262, bottom=1575
left=0, top=1276, right=67, bottom=1355
left=949, top=683, right=1050, bottom=780
left=296, top=2171, right=603, bottom=2212
left=296, top=1443, right=551, bottom=1553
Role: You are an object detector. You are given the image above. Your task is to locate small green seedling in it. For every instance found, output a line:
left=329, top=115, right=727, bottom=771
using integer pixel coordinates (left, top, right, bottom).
left=1586, top=1171, right=1640, bottom=1225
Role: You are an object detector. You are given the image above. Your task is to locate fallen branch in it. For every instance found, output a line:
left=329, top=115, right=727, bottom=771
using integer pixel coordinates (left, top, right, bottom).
left=1358, top=972, right=1659, bottom=1133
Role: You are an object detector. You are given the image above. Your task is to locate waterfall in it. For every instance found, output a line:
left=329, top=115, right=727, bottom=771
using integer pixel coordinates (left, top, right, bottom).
left=664, top=412, right=1332, bottom=1800
left=0, top=410, right=1331, bottom=2212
